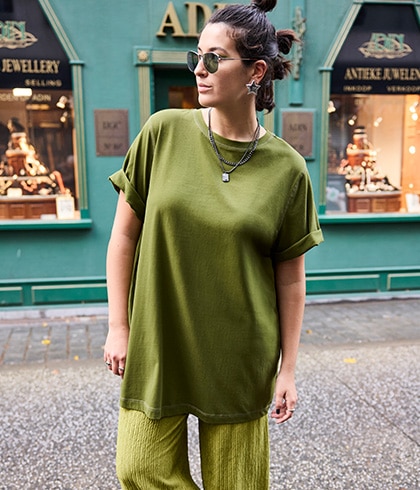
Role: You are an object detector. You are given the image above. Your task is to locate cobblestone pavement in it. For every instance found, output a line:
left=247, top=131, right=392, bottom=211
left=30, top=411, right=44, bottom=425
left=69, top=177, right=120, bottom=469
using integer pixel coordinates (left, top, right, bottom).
left=1, top=298, right=419, bottom=365
left=0, top=298, right=419, bottom=489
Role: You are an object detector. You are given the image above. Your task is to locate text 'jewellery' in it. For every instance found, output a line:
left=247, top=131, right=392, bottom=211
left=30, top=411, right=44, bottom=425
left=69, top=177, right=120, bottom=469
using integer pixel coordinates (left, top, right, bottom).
left=208, top=108, right=260, bottom=183
left=187, top=50, right=256, bottom=74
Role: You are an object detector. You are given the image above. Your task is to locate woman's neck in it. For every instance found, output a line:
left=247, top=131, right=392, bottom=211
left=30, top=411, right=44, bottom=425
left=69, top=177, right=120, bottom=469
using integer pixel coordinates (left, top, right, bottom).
left=202, top=107, right=265, bottom=142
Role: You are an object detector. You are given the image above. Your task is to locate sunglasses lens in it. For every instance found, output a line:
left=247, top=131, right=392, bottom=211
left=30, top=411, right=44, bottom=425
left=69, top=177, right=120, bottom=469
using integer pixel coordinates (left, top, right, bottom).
left=203, top=53, right=219, bottom=73
left=186, top=51, right=219, bottom=73
left=187, top=51, right=198, bottom=72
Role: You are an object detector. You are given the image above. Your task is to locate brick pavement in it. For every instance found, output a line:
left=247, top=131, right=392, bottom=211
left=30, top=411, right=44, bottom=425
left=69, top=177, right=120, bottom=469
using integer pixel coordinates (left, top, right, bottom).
left=0, top=298, right=419, bottom=366
left=0, top=315, right=108, bottom=365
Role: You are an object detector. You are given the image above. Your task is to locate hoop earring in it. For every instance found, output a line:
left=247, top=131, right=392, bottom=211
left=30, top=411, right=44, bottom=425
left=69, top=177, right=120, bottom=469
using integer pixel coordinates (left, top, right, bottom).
left=246, top=80, right=261, bottom=95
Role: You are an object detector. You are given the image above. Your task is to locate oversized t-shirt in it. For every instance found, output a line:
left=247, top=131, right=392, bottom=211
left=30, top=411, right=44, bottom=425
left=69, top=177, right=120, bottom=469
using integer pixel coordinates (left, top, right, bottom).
left=109, top=108, right=323, bottom=424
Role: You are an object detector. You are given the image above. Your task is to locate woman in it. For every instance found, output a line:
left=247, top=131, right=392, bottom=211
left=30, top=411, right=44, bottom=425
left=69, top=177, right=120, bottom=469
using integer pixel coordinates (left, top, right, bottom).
left=104, top=0, right=323, bottom=488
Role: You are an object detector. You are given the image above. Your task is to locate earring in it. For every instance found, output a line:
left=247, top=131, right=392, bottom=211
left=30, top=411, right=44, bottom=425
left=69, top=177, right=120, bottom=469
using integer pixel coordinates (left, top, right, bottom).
left=246, top=80, right=261, bottom=95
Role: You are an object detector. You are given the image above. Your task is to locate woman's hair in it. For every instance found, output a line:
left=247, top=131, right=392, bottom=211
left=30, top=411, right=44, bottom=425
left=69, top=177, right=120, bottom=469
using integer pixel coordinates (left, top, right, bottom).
left=206, top=0, right=299, bottom=112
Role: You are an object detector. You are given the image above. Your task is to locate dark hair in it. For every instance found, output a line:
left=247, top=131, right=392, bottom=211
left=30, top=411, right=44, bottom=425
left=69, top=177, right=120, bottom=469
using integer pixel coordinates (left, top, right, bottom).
left=206, top=0, right=299, bottom=112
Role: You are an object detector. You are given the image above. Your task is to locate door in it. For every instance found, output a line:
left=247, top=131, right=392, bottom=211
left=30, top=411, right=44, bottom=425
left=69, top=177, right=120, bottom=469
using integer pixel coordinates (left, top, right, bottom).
left=154, top=68, right=200, bottom=111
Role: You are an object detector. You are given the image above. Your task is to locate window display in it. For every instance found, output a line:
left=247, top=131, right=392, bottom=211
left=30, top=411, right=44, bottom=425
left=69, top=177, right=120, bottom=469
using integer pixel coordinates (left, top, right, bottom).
left=327, top=94, right=420, bottom=214
left=0, top=89, right=77, bottom=219
left=0, top=0, right=77, bottom=221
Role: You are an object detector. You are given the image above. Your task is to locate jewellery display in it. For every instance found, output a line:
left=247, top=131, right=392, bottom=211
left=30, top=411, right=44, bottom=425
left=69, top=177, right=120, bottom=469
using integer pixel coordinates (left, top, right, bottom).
left=207, top=108, right=260, bottom=182
left=246, top=79, right=261, bottom=95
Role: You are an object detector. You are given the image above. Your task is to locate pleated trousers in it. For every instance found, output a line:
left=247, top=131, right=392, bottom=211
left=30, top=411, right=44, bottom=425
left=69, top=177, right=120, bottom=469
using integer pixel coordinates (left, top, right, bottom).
left=116, top=407, right=270, bottom=490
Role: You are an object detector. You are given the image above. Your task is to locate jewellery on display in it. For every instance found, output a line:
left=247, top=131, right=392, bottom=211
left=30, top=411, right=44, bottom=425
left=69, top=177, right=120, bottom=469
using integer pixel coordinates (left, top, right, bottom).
left=207, top=108, right=260, bottom=182
left=187, top=50, right=256, bottom=74
left=246, top=79, right=261, bottom=95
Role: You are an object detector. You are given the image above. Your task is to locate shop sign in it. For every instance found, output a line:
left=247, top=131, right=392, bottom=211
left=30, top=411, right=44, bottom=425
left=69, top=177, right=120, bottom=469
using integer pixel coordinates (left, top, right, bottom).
left=281, top=110, right=314, bottom=159
left=0, top=0, right=71, bottom=90
left=94, top=110, right=130, bottom=157
left=332, top=5, right=420, bottom=94
left=156, top=2, right=228, bottom=37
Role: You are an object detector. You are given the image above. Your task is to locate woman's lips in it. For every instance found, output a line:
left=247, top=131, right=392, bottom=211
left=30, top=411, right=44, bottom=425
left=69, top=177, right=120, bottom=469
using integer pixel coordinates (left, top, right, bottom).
left=197, top=83, right=212, bottom=93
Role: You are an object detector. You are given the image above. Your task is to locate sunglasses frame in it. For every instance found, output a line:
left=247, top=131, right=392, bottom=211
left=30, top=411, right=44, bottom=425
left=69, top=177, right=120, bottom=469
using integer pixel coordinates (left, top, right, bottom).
left=187, top=50, right=256, bottom=74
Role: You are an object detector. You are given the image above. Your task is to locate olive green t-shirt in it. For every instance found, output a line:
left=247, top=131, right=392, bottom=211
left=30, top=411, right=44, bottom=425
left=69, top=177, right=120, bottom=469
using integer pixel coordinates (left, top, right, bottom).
left=109, top=108, right=323, bottom=424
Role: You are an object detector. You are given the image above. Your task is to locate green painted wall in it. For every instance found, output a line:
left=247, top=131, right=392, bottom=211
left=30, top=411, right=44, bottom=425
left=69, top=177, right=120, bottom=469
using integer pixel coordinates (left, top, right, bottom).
left=0, top=0, right=419, bottom=308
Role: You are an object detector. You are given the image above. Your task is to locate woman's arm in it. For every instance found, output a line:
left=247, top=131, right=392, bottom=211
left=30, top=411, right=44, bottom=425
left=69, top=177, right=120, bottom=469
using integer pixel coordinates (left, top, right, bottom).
left=270, top=254, right=306, bottom=424
left=104, top=191, right=142, bottom=377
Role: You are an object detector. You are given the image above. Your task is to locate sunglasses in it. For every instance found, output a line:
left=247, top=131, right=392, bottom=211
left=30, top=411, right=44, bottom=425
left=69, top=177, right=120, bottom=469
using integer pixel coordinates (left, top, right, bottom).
left=187, top=50, right=255, bottom=74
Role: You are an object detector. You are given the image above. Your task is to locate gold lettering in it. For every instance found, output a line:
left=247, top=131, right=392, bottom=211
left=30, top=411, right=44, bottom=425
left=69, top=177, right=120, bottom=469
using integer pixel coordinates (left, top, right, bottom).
left=383, top=68, right=392, bottom=81
left=391, top=68, right=401, bottom=79
left=1, top=59, right=12, bottom=72
left=186, top=2, right=212, bottom=36
left=390, top=68, right=420, bottom=81
left=344, top=67, right=382, bottom=81
left=412, top=68, right=420, bottom=80
left=156, top=2, right=227, bottom=39
left=0, top=58, right=60, bottom=74
left=156, top=2, right=186, bottom=37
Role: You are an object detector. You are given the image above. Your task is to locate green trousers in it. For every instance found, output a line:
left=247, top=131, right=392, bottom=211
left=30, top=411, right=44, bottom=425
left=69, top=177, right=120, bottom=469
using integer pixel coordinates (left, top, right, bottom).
left=116, top=407, right=270, bottom=490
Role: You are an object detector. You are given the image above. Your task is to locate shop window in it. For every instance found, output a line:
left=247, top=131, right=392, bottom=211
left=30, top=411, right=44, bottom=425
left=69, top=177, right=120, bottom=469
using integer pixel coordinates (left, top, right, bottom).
left=327, top=94, right=420, bottom=214
left=325, top=3, right=420, bottom=215
left=0, top=89, right=77, bottom=219
left=0, top=0, right=81, bottom=222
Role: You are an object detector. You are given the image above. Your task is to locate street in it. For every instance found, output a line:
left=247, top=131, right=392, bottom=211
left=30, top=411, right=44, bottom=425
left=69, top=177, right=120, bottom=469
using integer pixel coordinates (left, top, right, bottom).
left=0, top=299, right=419, bottom=489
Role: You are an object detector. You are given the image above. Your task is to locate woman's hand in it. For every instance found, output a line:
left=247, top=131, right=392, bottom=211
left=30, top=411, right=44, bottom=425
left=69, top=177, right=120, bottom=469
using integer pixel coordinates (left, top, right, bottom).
left=270, top=371, right=297, bottom=424
left=103, top=325, right=129, bottom=379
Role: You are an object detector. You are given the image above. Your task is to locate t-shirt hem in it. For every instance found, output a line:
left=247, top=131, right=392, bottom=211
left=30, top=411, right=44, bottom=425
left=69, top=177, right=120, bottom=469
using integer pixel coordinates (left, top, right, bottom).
left=120, top=397, right=270, bottom=424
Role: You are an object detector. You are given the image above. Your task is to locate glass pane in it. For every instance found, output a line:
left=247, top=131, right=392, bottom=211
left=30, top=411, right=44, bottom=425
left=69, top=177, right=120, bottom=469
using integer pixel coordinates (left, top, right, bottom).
left=327, top=94, right=420, bottom=214
left=168, top=86, right=200, bottom=109
left=0, top=89, right=78, bottom=219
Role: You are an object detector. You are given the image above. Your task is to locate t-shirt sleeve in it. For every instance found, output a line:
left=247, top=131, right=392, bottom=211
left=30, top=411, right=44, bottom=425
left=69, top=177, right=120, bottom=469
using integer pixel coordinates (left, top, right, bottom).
left=108, top=118, right=156, bottom=221
left=273, top=169, right=323, bottom=261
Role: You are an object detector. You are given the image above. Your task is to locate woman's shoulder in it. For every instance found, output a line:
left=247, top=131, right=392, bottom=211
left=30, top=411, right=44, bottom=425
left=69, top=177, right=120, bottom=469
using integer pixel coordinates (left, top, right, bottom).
left=147, top=108, right=195, bottom=128
left=265, top=131, right=307, bottom=170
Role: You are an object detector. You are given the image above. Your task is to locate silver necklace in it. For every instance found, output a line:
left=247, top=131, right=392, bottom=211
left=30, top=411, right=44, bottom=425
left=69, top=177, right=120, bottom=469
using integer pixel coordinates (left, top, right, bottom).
left=208, top=108, right=260, bottom=182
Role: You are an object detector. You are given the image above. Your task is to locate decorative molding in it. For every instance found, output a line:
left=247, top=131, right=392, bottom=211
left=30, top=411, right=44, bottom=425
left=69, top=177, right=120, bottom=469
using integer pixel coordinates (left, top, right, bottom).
left=289, top=0, right=306, bottom=105
left=37, top=0, right=89, bottom=214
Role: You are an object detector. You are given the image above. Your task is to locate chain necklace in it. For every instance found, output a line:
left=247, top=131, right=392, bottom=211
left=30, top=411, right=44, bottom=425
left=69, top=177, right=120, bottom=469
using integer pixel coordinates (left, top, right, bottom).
left=207, top=108, right=260, bottom=182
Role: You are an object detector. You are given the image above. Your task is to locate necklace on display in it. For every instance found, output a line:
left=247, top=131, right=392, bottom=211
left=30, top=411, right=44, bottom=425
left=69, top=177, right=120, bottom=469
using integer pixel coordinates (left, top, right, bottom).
left=207, top=108, right=260, bottom=182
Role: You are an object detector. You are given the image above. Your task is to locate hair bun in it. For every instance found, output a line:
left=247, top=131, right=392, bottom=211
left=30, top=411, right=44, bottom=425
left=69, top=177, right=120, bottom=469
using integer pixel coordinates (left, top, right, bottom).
left=251, top=0, right=277, bottom=14
left=277, top=29, right=299, bottom=55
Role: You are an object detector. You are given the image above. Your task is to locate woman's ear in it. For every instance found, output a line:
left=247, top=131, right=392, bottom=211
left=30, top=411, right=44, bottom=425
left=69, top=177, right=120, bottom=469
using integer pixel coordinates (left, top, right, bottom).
left=252, top=60, right=268, bottom=83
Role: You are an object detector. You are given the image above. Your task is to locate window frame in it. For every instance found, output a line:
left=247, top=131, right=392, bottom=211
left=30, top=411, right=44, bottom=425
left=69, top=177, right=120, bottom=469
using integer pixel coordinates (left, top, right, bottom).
left=0, top=0, right=91, bottom=230
left=319, top=0, right=420, bottom=223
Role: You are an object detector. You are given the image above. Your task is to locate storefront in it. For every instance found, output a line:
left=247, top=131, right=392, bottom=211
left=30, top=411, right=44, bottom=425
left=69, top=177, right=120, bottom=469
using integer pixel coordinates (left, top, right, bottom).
left=0, top=0, right=419, bottom=309
left=326, top=3, right=420, bottom=215
left=0, top=0, right=83, bottom=221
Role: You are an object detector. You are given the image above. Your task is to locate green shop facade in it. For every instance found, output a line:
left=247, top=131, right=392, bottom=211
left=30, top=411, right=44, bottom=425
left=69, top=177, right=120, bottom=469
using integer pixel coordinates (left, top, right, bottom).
left=0, top=0, right=419, bottom=309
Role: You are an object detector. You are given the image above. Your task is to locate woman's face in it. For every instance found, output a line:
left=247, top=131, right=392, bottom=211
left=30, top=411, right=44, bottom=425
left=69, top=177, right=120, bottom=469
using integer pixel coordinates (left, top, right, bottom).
left=194, top=22, right=255, bottom=110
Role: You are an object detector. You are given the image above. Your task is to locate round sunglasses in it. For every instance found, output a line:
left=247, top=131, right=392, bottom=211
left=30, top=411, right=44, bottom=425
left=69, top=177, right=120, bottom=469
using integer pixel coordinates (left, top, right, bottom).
left=187, top=50, right=255, bottom=74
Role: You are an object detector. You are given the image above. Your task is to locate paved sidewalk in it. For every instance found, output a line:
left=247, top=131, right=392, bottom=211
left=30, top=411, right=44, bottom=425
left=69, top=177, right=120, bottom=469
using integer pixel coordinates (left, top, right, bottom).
left=0, top=315, right=108, bottom=365
left=1, top=298, right=419, bottom=365
left=0, top=298, right=419, bottom=489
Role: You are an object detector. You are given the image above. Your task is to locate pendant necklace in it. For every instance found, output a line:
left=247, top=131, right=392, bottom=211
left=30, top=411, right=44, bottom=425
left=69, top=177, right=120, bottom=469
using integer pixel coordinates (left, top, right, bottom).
left=207, top=108, right=260, bottom=182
